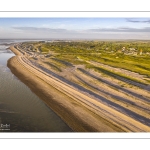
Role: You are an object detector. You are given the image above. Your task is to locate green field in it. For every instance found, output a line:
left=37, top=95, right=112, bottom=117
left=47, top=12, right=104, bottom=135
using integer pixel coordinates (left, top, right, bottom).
left=20, top=40, right=150, bottom=84
left=28, top=41, right=150, bottom=75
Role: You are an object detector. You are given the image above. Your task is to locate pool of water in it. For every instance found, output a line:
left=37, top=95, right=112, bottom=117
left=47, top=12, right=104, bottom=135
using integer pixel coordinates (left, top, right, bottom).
left=0, top=42, right=72, bottom=132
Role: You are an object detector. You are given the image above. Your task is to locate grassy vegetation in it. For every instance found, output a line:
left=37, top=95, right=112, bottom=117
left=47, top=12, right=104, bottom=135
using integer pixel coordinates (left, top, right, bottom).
left=85, top=64, right=148, bottom=86
left=21, top=40, right=150, bottom=79
left=79, top=53, right=150, bottom=77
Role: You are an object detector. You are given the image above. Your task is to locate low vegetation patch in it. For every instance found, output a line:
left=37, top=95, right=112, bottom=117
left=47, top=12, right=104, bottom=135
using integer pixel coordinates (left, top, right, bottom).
left=19, top=40, right=150, bottom=83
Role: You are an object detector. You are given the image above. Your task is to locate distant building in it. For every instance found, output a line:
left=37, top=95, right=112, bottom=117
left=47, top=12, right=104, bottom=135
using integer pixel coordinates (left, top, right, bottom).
left=140, top=49, right=143, bottom=55
left=117, top=49, right=122, bottom=53
left=129, top=48, right=135, bottom=51
left=122, top=47, right=125, bottom=51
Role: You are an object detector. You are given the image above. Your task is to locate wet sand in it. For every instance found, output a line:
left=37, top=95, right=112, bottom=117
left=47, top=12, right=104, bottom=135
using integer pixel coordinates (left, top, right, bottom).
left=7, top=45, right=150, bottom=132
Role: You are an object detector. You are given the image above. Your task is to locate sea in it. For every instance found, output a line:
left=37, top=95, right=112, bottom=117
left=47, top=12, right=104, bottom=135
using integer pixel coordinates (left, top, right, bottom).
left=0, top=39, right=72, bottom=132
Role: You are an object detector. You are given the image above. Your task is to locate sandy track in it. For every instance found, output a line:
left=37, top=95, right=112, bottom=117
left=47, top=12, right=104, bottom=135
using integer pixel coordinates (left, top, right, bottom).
left=88, top=60, right=146, bottom=79
left=77, top=68, right=150, bottom=103
left=20, top=57, right=150, bottom=127
left=7, top=45, right=150, bottom=132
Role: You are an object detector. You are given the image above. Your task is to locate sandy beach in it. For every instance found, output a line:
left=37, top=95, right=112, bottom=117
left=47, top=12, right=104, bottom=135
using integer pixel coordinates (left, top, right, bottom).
left=7, top=44, right=150, bottom=132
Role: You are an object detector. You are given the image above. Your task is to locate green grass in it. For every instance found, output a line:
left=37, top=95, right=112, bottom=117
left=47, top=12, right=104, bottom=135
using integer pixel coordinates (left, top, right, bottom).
left=20, top=41, right=150, bottom=78
left=79, top=53, right=150, bottom=77
left=85, top=64, right=148, bottom=86
left=41, top=46, right=50, bottom=53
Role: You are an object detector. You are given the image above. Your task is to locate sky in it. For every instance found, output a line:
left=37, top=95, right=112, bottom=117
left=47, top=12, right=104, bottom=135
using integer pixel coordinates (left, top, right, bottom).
left=0, top=18, right=150, bottom=40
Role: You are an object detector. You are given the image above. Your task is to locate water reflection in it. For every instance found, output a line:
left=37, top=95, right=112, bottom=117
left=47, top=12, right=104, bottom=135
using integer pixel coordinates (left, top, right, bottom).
left=0, top=44, right=72, bottom=132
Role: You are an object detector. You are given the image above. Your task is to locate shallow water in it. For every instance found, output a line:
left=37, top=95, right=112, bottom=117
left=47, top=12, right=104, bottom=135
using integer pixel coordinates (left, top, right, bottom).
left=0, top=42, right=72, bottom=132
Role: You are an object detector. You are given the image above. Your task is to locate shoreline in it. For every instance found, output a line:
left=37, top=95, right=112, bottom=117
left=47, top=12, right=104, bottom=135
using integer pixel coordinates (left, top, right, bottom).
left=8, top=46, right=119, bottom=132
left=7, top=44, right=150, bottom=132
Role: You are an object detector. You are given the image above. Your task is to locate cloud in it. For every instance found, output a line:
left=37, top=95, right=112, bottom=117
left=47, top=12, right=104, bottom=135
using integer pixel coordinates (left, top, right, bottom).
left=12, top=27, right=68, bottom=33
left=12, top=26, right=150, bottom=34
left=87, top=27, right=150, bottom=32
left=126, top=19, right=150, bottom=23
left=7, top=26, right=150, bottom=40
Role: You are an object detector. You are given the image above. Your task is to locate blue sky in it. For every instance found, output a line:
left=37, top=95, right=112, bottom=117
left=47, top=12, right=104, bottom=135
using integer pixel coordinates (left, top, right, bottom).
left=0, top=18, right=150, bottom=39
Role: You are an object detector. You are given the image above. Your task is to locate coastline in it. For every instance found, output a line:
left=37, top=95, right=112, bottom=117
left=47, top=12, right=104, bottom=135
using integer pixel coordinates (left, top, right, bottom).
left=7, top=44, right=150, bottom=132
